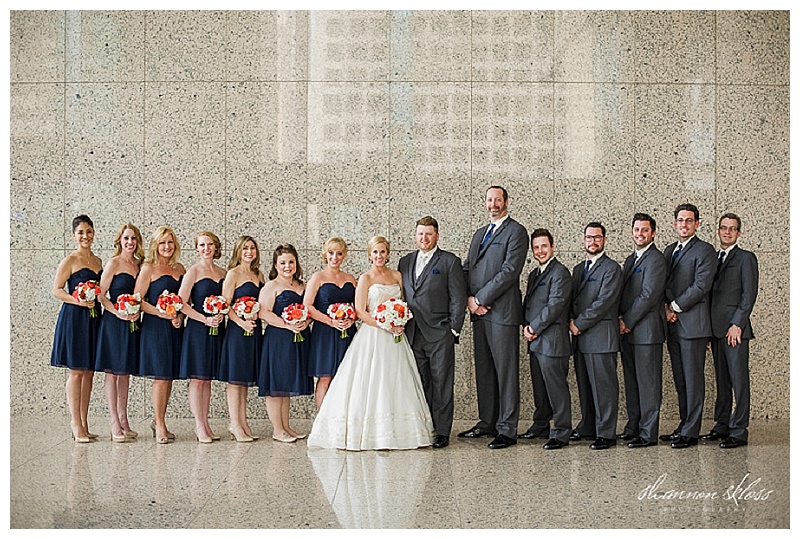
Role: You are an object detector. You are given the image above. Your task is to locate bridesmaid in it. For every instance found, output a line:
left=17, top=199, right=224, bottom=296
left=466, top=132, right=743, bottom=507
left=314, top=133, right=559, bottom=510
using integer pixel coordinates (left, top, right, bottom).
left=219, top=236, right=264, bottom=442
left=51, top=215, right=103, bottom=443
left=135, top=226, right=185, bottom=444
left=258, top=244, right=313, bottom=443
left=304, top=237, right=357, bottom=408
left=178, top=231, right=226, bottom=444
left=95, top=223, right=144, bottom=442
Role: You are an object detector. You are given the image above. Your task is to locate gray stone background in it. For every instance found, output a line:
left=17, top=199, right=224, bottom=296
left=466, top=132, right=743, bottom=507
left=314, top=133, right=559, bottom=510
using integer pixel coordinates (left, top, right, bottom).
left=9, top=11, right=789, bottom=423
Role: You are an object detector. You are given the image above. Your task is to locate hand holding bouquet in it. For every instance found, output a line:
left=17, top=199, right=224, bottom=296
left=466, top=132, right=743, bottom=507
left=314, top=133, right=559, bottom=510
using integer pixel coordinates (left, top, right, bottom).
left=327, top=302, right=356, bottom=339
left=156, top=290, right=183, bottom=318
left=232, top=296, right=260, bottom=337
left=73, top=280, right=101, bottom=318
left=373, top=298, right=413, bottom=343
left=282, top=303, right=308, bottom=343
left=202, top=295, right=229, bottom=335
left=114, top=292, right=141, bottom=332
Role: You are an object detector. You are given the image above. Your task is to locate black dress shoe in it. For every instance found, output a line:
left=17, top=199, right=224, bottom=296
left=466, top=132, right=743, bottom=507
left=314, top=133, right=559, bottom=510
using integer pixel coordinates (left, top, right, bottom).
left=700, top=430, right=727, bottom=442
left=543, top=438, right=568, bottom=450
left=432, top=435, right=450, bottom=448
left=670, top=436, right=698, bottom=449
left=519, top=430, right=549, bottom=440
left=659, top=429, right=681, bottom=442
left=457, top=426, right=498, bottom=439
left=589, top=437, right=616, bottom=450
left=719, top=437, right=748, bottom=449
left=488, top=435, right=517, bottom=449
left=627, top=437, right=658, bottom=448
left=570, top=429, right=594, bottom=441
left=616, top=433, right=636, bottom=441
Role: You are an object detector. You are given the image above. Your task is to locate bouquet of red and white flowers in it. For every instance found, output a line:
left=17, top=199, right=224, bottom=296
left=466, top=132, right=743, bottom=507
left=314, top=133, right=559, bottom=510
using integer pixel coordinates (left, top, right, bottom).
left=72, top=280, right=102, bottom=318
left=114, top=292, right=141, bottom=333
left=232, top=296, right=260, bottom=336
left=327, top=302, right=356, bottom=339
left=373, top=298, right=413, bottom=343
left=202, top=295, right=229, bottom=335
left=156, top=290, right=183, bottom=317
left=282, top=303, right=308, bottom=343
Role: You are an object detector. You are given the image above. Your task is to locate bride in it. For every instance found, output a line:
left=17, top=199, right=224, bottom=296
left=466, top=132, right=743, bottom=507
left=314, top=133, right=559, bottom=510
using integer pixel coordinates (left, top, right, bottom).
left=307, top=235, right=434, bottom=450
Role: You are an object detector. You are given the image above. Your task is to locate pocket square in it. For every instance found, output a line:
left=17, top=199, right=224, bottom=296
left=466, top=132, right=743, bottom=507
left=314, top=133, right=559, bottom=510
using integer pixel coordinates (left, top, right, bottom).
left=588, top=277, right=596, bottom=282
left=432, top=268, right=440, bottom=274
left=537, top=281, right=546, bottom=286
left=633, top=267, right=642, bottom=273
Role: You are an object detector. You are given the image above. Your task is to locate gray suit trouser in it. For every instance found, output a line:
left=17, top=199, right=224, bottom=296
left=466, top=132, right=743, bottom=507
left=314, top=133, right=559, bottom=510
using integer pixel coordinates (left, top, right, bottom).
left=524, top=351, right=552, bottom=435
left=710, top=338, right=750, bottom=441
left=411, top=330, right=455, bottom=437
left=531, top=352, right=571, bottom=442
left=620, top=337, right=663, bottom=442
left=473, top=318, right=520, bottom=438
left=581, top=351, right=619, bottom=440
left=573, top=348, right=596, bottom=437
left=666, top=333, right=708, bottom=438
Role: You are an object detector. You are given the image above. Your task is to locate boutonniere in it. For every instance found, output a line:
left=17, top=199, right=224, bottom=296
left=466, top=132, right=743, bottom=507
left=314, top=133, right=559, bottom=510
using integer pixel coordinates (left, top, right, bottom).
left=588, top=277, right=596, bottom=282
left=633, top=267, right=642, bottom=273
left=432, top=268, right=440, bottom=275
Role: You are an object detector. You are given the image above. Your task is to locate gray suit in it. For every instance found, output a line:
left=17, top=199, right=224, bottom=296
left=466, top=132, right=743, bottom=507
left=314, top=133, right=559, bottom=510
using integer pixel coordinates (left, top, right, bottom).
left=399, top=248, right=468, bottom=437
left=571, top=253, right=623, bottom=440
left=463, top=217, right=529, bottom=438
left=522, top=258, right=572, bottom=443
left=619, top=245, right=668, bottom=442
left=664, top=235, right=717, bottom=438
left=709, top=245, right=758, bottom=441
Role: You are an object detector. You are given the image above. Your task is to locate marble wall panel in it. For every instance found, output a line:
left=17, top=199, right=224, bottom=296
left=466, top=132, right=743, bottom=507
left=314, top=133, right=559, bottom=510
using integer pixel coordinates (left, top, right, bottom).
left=10, top=83, right=66, bottom=250
left=390, top=11, right=471, bottom=81
left=554, top=11, right=633, bottom=82
left=145, top=11, right=226, bottom=82
left=65, top=11, right=145, bottom=83
left=227, top=10, right=308, bottom=82
left=309, top=11, right=389, bottom=81
left=717, top=11, right=790, bottom=86
left=10, top=10, right=64, bottom=82
left=633, top=11, right=716, bottom=84
left=472, top=10, right=553, bottom=82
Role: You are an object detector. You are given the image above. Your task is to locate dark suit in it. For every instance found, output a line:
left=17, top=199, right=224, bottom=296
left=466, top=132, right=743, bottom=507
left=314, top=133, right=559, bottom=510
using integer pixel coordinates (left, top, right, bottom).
left=664, top=235, right=717, bottom=438
left=463, top=217, right=529, bottom=438
left=619, top=244, right=668, bottom=442
left=571, top=253, right=623, bottom=440
left=399, top=247, right=468, bottom=437
left=522, top=258, right=572, bottom=443
left=709, top=245, right=758, bottom=441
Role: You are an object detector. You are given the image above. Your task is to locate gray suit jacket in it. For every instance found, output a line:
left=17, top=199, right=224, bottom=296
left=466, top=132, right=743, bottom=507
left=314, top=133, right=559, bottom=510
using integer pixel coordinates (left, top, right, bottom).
left=664, top=236, right=717, bottom=339
left=619, top=245, right=668, bottom=345
left=710, top=245, right=758, bottom=340
left=398, top=248, right=468, bottom=344
left=463, top=217, right=529, bottom=326
left=523, top=258, right=572, bottom=357
left=571, top=253, right=623, bottom=354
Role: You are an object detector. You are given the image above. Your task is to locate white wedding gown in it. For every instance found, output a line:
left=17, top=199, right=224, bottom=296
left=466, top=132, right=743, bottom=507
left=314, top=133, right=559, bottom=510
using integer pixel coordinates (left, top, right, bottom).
left=307, top=283, right=434, bottom=450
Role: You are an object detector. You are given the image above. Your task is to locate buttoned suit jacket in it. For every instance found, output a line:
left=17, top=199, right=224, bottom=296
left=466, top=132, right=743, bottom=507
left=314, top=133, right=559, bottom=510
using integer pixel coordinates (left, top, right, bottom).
left=571, top=253, right=623, bottom=354
left=523, top=258, right=572, bottom=357
left=710, top=245, right=758, bottom=340
left=663, top=236, right=717, bottom=339
left=619, top=245, right=668, bottom=345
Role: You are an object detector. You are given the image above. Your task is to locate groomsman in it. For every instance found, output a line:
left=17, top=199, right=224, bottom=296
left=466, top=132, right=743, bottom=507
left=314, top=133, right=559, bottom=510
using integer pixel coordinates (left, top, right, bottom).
left=702, top=213, right=758, bottom=449
left=569, top=222, right=623, bottom=450
left=460, top=186, right=529, bottom=449
left=520, top=229, right=572, bottom=450
left=398, top=216, right=468, bottom=449
left=617, top=213, right=668, bottom=448
left=661, top=203, right=717, bottom=449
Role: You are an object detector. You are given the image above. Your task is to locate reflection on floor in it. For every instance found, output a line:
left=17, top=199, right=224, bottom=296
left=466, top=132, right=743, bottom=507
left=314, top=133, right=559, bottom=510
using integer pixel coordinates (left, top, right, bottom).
left=9, top=417, right=789, bottom=529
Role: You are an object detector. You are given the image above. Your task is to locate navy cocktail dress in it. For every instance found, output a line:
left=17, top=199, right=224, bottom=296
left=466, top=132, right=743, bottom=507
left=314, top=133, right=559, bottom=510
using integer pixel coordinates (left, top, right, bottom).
left=179, top=277, right=225, bottom=380
left=219, top=281, right=262, bottom=386
left=138, top=274, right=183, bottom=380
left=51, top=267, right=102, bottom=370
left=95, top=272, right=139, bottom=375
left=308, top=282, right=357, bottom=378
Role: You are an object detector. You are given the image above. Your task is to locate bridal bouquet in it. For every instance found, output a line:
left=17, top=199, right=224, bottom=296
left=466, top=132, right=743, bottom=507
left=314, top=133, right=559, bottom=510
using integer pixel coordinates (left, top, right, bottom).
left=327, top=302, right=356, bottom=339
left=156, top=290, right=183, bottom=317
left=373, top=298, right=413, bottom=343
left=73, top=280, right=101, bottom=318
left=203, top=295, right=229, bottom=335
left=114, top=292, right=141, bottom=332
left=282, top=303, right=308, bottom=343
left=232, top=296, right=260, bottom=337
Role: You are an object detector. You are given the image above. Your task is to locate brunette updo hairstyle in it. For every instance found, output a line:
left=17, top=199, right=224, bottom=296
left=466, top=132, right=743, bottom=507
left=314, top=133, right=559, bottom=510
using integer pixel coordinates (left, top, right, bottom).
left=268, top=243, right=303, bottom=283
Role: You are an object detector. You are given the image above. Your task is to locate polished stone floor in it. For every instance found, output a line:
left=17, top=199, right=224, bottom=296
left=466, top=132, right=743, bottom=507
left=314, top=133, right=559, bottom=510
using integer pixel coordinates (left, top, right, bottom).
left=9, top=417, right=790, bottom=529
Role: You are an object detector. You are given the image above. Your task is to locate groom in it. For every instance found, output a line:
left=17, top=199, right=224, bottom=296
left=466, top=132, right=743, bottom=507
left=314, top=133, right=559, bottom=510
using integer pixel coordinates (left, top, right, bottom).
left=399, top=216, right=468, bottom=448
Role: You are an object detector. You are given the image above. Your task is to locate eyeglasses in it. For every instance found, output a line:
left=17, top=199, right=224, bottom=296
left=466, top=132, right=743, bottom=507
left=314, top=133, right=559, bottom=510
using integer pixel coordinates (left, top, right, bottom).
left=584, top=235, right=604, bottom=242
left=675, top=218, right=696, bottom=224
left=718, top=226, right=739, bottom=232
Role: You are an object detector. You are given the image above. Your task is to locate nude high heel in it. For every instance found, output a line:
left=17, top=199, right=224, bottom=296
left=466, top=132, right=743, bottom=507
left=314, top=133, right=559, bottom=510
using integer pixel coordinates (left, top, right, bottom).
left=123, top=429, right=139, bottom=439
left=70, top=424, right=90, bottom=444
left=195, top=429, right=213, bottom=444
left=150, top=420, right=175, bottom=440
left=228, top=426, right=254, bottom=443
left=112, top=433, right=128, bottom=443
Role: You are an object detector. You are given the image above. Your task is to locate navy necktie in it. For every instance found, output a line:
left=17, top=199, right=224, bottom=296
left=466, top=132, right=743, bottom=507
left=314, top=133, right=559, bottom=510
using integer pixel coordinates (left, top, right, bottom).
left=671, top=243, right=683, bottom=265
left=480, top=223, right=495, bottom=249
left=582, top=259, right=592, bottom=280
left=716, top=250, right=726, bottom=276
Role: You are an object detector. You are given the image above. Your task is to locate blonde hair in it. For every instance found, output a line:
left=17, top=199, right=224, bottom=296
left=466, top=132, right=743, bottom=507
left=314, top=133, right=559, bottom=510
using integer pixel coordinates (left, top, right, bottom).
left=112, top=223, right=145, bottom=264
left=145, top=226, right=181, bottom=267
left=367, top=235, right=390, bottom=261
left=229, top=235, right=260, bottom=275
left=195, top=230, right=222, bottom=260
left=321, top=236, right=348, bottom=263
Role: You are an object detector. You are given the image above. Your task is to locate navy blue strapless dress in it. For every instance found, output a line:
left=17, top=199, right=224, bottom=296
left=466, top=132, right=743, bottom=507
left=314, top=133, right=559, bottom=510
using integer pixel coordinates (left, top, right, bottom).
left=138, top=274, right=183, bottom=380
left=51, top=267, right=102, bottom=370
left=258, top=289, right=313, bottom=397
left=308, top=282, right=357, bottom=378
left=94, top=272, right=139, bottom=375
left=179, top=277, right=225, bottom=380
left=219, top=281, right=262, bottom=386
